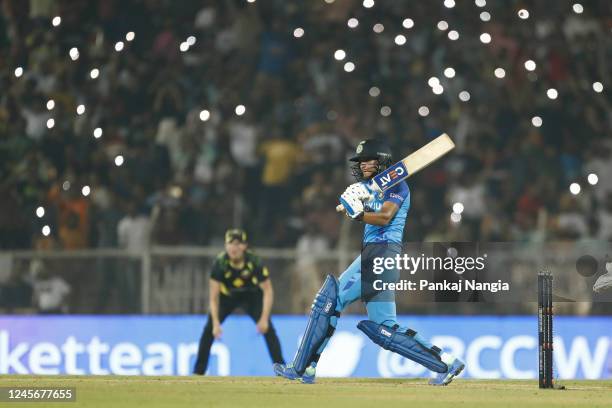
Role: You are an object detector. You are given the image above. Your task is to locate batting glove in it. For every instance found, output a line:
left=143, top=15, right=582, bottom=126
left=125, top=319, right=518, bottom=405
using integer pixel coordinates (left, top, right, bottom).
left=346, top=182, right=373, bottom=202
left=339, top=191, right=365, bottom=219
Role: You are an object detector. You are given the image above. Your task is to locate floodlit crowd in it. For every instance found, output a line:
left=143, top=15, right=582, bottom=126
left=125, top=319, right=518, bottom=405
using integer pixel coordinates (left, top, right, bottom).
left=1, top=0, right=610, bottom=253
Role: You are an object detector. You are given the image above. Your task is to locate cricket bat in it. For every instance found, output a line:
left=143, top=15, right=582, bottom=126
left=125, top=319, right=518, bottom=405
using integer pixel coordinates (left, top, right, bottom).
left=336, top=133, right=455, bottom=212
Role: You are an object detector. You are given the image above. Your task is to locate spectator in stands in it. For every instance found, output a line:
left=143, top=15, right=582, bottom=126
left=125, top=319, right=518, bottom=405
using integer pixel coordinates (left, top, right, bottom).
left=115, top=200, right=150, bottom=312
left=32, top=262, right=70, bottom=314
left=258, top=130, right=300, bottom=227
left=117, top=201, right=151, bottom=253
left=556, top=194, right=589, bottom=239
left=292, top=223, right=328, bottom=313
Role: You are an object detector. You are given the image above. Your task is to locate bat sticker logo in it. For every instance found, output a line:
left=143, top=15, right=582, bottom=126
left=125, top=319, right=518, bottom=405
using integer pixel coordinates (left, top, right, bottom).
left=375, top=162, right=408, bottom=188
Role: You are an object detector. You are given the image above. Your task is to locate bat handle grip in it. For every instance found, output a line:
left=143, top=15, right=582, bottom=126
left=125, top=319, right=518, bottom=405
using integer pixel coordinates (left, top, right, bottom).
left=336, top=204, right=344, bottom=213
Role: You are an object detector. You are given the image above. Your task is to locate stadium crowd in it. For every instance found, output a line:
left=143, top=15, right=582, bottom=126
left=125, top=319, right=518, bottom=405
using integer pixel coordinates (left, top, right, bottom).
left=1, top=0, right=611, bottom=315
left=0, top=0, right=612, bottom=250
left=1, top=0, right=610, bottom=252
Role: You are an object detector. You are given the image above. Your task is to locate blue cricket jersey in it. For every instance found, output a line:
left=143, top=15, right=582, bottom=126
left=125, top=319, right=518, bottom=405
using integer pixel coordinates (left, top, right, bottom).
left=363, top=181, right=410, bottom=243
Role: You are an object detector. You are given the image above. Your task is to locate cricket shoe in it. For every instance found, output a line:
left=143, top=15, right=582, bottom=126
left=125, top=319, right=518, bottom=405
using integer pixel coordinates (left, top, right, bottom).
left=273, top=363, right=316, bottom=384
left=300, top=366, right=316, bottom=384
left=428, top=357, right=465, bottom=386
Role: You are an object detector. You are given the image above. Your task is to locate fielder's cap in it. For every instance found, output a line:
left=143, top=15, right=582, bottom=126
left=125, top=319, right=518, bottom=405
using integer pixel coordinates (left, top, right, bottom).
left=225, top=228, right=247, bottom=243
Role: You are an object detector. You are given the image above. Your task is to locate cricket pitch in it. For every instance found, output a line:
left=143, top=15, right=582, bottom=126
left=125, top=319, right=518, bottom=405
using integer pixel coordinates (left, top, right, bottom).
left=1, top=375, right=610, bottom=408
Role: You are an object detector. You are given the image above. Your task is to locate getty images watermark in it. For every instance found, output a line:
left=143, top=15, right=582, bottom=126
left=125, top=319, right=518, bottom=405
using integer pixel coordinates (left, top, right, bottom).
left=369, top=252, right=510, bottom=293
left=360, top=242, right=612, bottom=304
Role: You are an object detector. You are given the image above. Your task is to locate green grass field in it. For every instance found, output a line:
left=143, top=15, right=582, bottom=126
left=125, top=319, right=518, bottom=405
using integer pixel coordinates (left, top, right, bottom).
left=1, top=376, right=611, bottom=408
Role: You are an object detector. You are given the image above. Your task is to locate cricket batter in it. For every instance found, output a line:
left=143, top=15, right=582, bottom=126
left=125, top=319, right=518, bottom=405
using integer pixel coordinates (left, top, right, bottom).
left=193, top=229, right=285, bottom=374
left=274, top=139, right=465, bottom=385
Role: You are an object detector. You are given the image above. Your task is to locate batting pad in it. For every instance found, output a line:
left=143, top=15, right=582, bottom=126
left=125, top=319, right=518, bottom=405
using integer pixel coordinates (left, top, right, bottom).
left=357, top=320, right=448, bottom=373
left=292, top=275, right=340, bottom=374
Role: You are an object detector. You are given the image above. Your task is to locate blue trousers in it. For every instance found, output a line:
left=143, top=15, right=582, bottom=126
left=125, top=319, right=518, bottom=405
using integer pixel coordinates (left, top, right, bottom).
left=335, top=246, right=434, bottom=349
